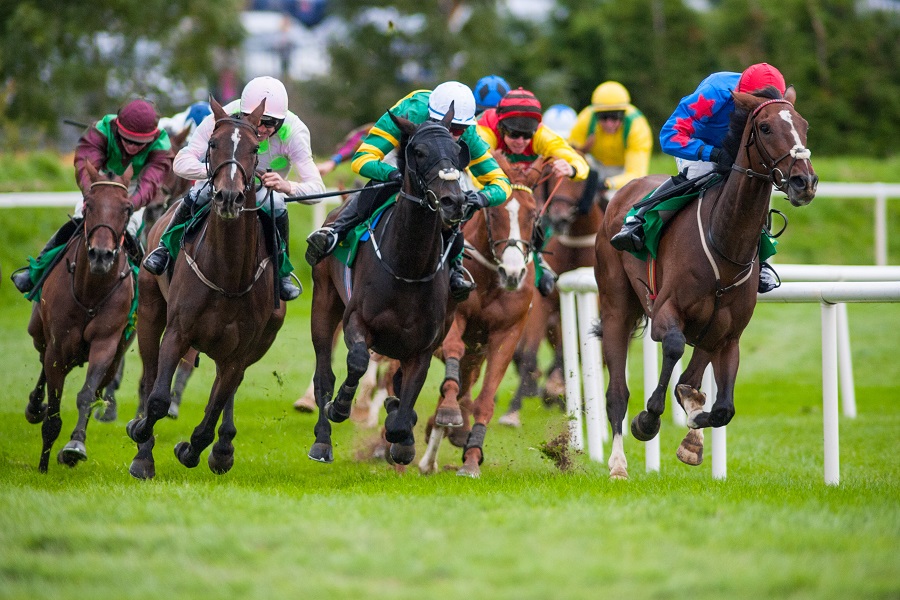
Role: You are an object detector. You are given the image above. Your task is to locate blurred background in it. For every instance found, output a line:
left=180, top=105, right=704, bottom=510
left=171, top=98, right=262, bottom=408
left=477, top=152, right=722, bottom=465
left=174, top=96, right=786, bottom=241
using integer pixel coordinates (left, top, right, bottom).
left=0, top=0, right=898, bottom=158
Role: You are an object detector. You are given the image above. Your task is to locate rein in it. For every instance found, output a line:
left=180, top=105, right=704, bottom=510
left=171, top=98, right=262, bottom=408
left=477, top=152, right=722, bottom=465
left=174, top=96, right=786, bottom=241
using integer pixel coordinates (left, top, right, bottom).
left=181, top=221, right=273, bottom=298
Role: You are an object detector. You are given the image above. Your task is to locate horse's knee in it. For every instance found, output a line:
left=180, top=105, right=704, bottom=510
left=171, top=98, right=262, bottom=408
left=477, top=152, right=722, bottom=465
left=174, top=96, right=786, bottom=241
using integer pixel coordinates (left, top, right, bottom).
left=347, top=342, right=369, bottom=377
left=661, top=329, right=686, bottom=362
left=146, top=395, right=170, bottom=421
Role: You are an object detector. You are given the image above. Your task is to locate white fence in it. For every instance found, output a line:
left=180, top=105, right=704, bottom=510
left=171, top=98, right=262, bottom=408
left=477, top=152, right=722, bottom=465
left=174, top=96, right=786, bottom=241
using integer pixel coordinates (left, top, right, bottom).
left=558, top=265, right=900, bottom=485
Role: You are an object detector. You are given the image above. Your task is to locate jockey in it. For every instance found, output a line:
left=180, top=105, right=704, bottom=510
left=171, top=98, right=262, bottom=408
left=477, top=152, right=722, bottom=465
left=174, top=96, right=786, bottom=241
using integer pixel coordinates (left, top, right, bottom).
left=609, top=63, right=786, bottom=293
left=477, top=87, right=590, bottom=297
left=304, top=81, right=512, bottom=302
left=569, top=81, right=653, bottom=194
left=143, top=76, right=325, bottom=301
left=316, top=122, right=375, bottom=176
left=158, top=101, right=212, bottom=138
left=473, top=74, right=511, bottom=116
left=11, top=98, right=172, bottom=294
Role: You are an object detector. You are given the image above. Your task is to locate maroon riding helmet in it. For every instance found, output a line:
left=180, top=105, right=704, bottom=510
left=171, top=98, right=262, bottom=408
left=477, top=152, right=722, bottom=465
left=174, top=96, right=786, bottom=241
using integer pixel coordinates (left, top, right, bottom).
left=115, top=99, right=160, bottom=143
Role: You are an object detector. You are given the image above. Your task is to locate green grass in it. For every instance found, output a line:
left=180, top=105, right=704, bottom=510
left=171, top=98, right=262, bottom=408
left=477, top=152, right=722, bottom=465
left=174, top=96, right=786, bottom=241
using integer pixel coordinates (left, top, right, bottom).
left=0, top=156, right=898, bottom=599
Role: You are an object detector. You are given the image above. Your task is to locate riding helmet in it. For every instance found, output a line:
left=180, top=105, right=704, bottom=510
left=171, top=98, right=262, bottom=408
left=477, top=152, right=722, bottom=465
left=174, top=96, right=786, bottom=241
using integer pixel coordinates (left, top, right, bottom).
left=115, top=99, right=160, bottom=143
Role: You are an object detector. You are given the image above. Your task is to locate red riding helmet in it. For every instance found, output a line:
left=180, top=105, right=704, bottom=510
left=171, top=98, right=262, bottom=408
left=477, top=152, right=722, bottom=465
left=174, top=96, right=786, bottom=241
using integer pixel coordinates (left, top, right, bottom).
left=115, top=99, right=160, bottom=143
left=497, top=88, right=542, bottom=134
left=737, top=63, right=786, bottom=95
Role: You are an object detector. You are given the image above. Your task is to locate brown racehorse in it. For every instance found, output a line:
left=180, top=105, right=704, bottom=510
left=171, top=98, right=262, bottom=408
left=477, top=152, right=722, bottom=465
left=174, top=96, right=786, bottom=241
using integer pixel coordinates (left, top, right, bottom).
left=307, top=112, right=467, bottom=466
left=418, top=153, right=541, bottom=477
left=500, top=162, right=605, bottom=425
left=25, top=163, right=136, bottom=472
left=595, top=87, right=817, bottom=479
left=127, top=97, right=286, bottom=479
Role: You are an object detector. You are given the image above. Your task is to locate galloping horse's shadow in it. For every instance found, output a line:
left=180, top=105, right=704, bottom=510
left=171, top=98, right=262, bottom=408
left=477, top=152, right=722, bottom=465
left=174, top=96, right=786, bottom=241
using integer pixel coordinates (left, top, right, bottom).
left=25, top=163, right=136, bottom=471
left=419, top=152, right=542, bottom=477
left=308, top=110, right=467, bottom=466
left=595, top=86, right=818, bottom=479
left=127, top=97, right=286, bottom=479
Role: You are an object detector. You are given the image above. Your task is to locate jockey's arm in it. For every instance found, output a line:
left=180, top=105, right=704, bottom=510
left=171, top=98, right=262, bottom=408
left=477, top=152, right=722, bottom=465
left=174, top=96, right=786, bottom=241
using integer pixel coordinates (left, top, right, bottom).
left=129, top=148, right=173, bottom=209
left=567, top=107, right=597, bottom=157
left=73, top=127, right=110, bottom=195
left=659, top=75, right=734, bottom=163
left=173, top=113, right=215, bottom=181
left=350, top=119, right=403, bottom=183
left=462, top=127, right=510, bottom=207
left=276, top=120, right=326, bottom=200
left=533, top=126, right=590, bottom=181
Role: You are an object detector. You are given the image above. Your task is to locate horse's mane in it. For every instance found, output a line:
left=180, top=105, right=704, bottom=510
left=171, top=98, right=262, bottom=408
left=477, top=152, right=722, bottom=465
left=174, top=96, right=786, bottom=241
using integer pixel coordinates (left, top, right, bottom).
left=721, top=85, right=784, bottom=166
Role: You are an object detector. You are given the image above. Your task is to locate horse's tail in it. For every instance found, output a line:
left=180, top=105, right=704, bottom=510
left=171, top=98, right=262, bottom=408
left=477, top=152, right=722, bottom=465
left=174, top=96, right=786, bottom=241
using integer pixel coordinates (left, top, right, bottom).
left=590, top=313, right=647, bottom=340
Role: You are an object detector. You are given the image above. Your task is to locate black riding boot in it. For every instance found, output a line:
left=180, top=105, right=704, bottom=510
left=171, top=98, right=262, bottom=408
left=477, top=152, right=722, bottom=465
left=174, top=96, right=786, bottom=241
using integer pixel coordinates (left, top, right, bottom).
left=609, top=173, right=687, bottom=253
left=11, top=218, right=80, bottom=293
left=275, top=212, right=301, bottom=301
left=445, top=228, right=475, bottom=302
left=142, top=200, right=192, bottom=275
left=534, top=253, right=558, bottom=297
left=305, top=183, right=383, bottom=266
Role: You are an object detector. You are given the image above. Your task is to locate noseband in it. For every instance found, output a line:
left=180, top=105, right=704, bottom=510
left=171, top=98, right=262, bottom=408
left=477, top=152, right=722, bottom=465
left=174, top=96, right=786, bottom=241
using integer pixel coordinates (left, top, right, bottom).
left=84, top=180, right=131, bottom=256
left=476, top=184, right=534, bottom=267
left=731, top=99, right=812, bottom=191
left=206, top=117, right=260, bottom=198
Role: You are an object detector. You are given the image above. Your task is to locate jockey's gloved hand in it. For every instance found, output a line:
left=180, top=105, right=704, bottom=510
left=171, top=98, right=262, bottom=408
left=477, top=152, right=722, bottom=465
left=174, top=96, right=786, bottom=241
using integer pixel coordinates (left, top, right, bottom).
left=464, top=190, right=490, bottom=210
left=710, top=147, right=734, bottom=173
left=388, top=170, right=403, bottom=186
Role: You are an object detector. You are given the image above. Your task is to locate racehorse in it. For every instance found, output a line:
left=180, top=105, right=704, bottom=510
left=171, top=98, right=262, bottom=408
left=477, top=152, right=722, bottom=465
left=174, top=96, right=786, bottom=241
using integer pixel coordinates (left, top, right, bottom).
left=127, top=97, right=286, bottom=479
left=307, top=110, right=467, bottom=466
left=500, top=162, right=605, bottom=426
left=419, top=152, right=541, bottom=477
left=24, top=163, right=136, bottom=471
left=595, top=87, right=817, bottom=479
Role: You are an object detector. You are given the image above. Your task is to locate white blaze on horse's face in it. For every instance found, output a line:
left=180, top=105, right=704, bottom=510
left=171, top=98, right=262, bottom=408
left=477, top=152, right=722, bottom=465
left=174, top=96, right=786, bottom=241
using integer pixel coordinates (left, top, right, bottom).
left=779, top=110, right=812, bottom=160
left=230, top=128, right=241, bottom=181
left=499, top=198, right=527, bottom=290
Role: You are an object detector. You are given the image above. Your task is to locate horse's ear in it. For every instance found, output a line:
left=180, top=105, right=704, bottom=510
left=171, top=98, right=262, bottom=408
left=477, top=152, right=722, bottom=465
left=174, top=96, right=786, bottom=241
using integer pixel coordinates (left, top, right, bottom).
left=442, top=101, right=455, bottom=129
left=121, top=164, right=134, bottom=188
left=731, top=90, right=759, bottom=113
left=246, top=98, right=265, bottom=126
left=84, top=160, right=100, bottom=183
left=388, top=110, right=416, bottom=137
left=784, top=85, right=797, bottom=106
left=173, top=125, right=191, bottom=148
left=210, top=96, right=228, bottom=120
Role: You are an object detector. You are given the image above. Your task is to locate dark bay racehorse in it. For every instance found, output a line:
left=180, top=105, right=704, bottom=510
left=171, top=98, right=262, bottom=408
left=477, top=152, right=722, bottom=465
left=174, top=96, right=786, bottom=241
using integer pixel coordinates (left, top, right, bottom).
left=127, top=97, right=286, bottom=479
left=419, top=153, right=540, bottom=477
left=501, top=163, right=605, bottom=425
left=307, top=111, right=467, bottom=466
left=25, top=163, right=135, bottom=471
left=595, top=87, right=817, bottom=479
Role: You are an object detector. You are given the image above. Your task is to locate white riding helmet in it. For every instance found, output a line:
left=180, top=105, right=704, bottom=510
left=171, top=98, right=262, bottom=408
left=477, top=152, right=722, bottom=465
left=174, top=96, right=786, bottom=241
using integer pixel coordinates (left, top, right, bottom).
left=241, top=76, right=288, bottom=119
left=428, top=81, right=477, bottom=127
left=542, top=104, right=578, bottom=139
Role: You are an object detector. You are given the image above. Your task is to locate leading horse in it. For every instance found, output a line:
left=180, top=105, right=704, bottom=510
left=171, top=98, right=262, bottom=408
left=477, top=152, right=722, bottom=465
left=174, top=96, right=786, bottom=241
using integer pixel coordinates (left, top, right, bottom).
left=595, top=87, right=818, bottom=479
left=25, top=163, right=136, bottom=471
left=307, top=111, right=467, bottom=466
left=127, top=97, right=286, bottom=479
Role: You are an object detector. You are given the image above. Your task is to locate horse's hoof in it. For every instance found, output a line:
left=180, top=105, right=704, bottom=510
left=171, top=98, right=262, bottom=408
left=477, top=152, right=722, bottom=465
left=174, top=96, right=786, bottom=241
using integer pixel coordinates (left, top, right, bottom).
left=293, top=396, right=316, bottom=413
left=25, top=405, right=47, bottom=424
left=498, top=412, right=521, bottom=427
left=126, top=418, right=152, bottom=444
left=609, top=468, right=629, bottom=480
left=95, top=401, right=117, bottom=422
left=630, top=411, right=660, bottom=442
left=447, top=426, right=470, bottom=448
left=435, top=406, right=463, bottom=428
left=208, top=451, right=234, bottom=474
left=174, top=442, right=200, bottom=468
left=129, top=458, right=156, bottom=480
left=324, top=400, right=351, bottom=423
left=308, top=442, right=334, bottom=463
left=389, top=443, right=416, bottom=466
left=456, top=459, right=481, bottom=478
left=166, top=403, right=180, bottom=419
left=57, top=441, right=87, bottom=466
left=676, top=439, right=704, bottom=466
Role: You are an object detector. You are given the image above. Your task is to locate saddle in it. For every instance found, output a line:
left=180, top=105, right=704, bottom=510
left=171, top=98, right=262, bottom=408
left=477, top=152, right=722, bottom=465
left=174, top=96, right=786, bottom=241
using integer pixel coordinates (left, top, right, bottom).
left=332, top=194, right=398, bottom=268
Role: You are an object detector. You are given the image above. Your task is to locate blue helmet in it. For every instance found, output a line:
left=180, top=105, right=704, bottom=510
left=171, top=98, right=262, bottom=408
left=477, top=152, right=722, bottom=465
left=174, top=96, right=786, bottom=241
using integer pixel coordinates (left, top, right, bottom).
left=474, top=75, right=511, bottom=113
left=185, top=101, right=212, bottom=127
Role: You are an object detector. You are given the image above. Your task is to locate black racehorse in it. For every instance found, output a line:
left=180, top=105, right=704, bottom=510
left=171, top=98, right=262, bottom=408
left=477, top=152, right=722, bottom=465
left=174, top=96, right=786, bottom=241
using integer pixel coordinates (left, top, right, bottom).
left=307, top=110, right=467, bottom=466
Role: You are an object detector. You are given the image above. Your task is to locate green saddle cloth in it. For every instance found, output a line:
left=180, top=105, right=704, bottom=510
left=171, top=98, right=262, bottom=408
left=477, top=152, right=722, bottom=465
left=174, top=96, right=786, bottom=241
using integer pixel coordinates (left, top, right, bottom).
left=332, top=195, right=398, bottom=268
left=161, top=204, right=294, bottom=278
left=624, top=180, right=777, bottom=262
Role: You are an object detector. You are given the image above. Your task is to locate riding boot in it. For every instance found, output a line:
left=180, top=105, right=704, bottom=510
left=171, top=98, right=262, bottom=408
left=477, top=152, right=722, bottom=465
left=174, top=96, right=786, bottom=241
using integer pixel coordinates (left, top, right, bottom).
left=610, top=174, right=687, bottom=253
left=534, top=253, right=558, bottom=297
left=142, top=200, right=192, bottom=275
left=11, top=218, right=80, bottom=293
left=758, top=261, right=781, bottom=294
left=275, top=212, right=301, bottom=301
left=305, top=184, right=381, bottom=266
left=445, top=228, right=475, bottom=301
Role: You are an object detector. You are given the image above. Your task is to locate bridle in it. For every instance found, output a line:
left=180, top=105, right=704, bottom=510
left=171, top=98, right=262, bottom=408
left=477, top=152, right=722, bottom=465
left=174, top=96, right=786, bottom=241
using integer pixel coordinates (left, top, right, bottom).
left=398, top=123, right=463, bottom=219
left=84, top=180, right=131, bottom=259
left=205, top=117, right=260, bottom=200
left=466, top=183, right=535, bottom=270
left=729, top=99, right=812, bottom=192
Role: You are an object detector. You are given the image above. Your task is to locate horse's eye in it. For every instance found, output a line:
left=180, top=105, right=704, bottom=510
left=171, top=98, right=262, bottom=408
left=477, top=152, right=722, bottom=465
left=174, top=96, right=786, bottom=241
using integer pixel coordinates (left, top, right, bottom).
left=209, top=140, right=218, bottom=150
left=760, top=123, right=771, bottom=134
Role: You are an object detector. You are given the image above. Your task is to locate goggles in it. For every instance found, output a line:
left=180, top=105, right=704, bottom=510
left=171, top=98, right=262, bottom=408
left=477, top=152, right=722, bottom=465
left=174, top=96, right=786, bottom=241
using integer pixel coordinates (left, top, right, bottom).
left=596, top=111, right=625, bottom=122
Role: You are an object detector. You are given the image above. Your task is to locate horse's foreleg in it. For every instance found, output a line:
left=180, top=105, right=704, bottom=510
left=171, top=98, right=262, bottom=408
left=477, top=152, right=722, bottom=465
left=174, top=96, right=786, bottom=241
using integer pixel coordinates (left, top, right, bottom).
left=308, top=291, right=340, bottom=463
left=600, top=316, right=633, bottom=480
left=326, top=312, right=369, bottom=423
left=385, top=354, right=430, bottom=466
left=208, top=392, right=237, bottom=474
left=675, top=383, right=707, bottom=466
left=26, top=367, right=47, bottom=424
left=127, top=330, right=189, bottom=445
left=632, top=325, right=685, bottom=442
left=706, top=340, right=739, bottom=428
left=168, top=350, right=197, bottom=419
left=96, top=353, right=125, bottom=422
left=175, top=368, right=243, bottom=469
left=38, top=355, right=66, bottom=473
left=435, top=319, right=466, bottom=428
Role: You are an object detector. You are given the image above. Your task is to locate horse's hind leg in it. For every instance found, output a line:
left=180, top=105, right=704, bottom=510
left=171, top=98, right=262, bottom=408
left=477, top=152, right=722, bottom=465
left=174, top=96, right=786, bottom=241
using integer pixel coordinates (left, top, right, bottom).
left=325, top=314, right=369, bottom=423
left=168, top=350, right=197, bottom=419
left=97, top=354, right=126, bottom=423
left=632, top=324, right=685, bottom=442
left=208, top=393, right=237, bottom=474
left=26, top=368, right=48, bottom=424
left=598, top=308, right=638, bottom=480
left=175, top=369, right=243, bottom=469
left=385, top=354, right=430, bottom=466
left=308, top=280, right=341, bottom=463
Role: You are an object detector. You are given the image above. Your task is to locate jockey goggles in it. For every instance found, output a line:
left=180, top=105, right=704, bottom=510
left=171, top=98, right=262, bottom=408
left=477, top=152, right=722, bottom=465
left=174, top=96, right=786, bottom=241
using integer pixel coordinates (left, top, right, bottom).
left=242, top=113, right=284, bottom=132
left=596, top=110, right=625, bottom=121
left=499, top=123, right=534, bottom=140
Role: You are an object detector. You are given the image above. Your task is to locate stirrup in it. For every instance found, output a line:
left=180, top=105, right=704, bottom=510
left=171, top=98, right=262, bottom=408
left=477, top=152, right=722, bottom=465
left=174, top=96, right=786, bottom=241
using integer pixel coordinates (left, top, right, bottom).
left=280, top=274, right=302, bottom=301
left=142, top=246, right=170, bottom=276
left=11, top=267, right=35, bottom=294
left=305, top=227, right=338, bottom=266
